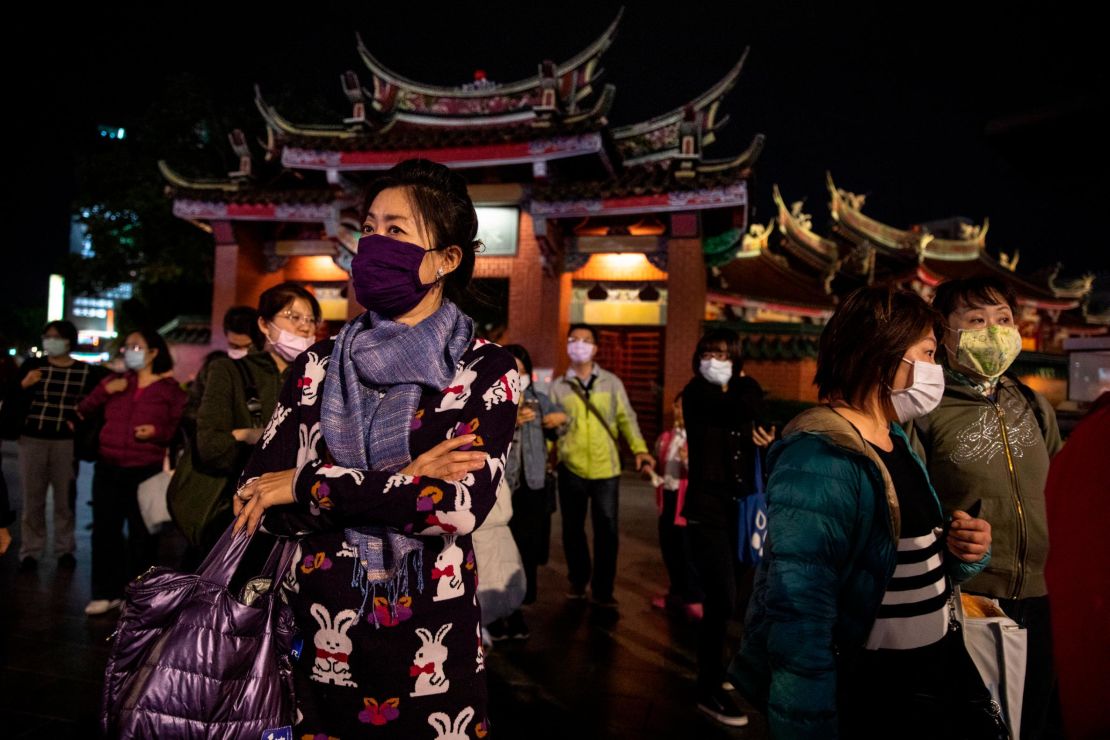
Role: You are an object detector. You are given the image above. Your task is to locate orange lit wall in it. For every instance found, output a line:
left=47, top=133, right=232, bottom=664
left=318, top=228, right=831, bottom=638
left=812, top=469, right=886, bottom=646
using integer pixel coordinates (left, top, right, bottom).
left=1016, top=374, right=1067, bottom=407
left=746, top=359, right=821, bottom=404
left=570, top=253, right=669, bottom=283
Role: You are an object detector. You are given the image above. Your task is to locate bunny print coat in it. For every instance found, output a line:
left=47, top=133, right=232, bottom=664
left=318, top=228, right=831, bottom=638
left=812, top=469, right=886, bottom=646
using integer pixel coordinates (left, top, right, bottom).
left=241, top=337, right=519, bottom=738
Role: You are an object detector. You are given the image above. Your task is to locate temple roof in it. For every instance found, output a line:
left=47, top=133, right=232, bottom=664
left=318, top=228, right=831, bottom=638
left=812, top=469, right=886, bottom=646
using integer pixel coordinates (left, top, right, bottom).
left=611, top=49, right=749, bottom=166
left=773, top=184, right=842, bottom=272
left=827, top=173, right=987, bottom=261
left=913, top=253, right=1082, bottom=309
left=532, top=134, right=762, bottom=201
left=708, top=250, right=838, bottom=316
left=356, top=9, right=621, bottom=115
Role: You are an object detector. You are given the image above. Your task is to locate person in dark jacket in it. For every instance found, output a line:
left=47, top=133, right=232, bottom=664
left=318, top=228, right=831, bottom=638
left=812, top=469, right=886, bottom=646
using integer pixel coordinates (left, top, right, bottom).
left=682, top=327, right=770, bottom=727
left=731, top=286, right=993, bottom=739
left=908, top=276, right=1063, bottom=740
left=13, top=320, right=101, bottom=571
left=78, top=328, right=186, bottom=616
left=490, top=343, right=566, bottom=640
left=182, top=285, right=319, bottom=559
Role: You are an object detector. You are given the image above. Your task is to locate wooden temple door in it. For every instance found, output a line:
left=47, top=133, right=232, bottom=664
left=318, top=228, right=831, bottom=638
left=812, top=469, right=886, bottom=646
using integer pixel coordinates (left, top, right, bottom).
left=595, top=327, right=664, bottom=466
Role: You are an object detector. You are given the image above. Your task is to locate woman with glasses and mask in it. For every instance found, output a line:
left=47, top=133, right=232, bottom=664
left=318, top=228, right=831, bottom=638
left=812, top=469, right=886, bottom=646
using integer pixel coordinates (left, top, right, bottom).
left=77, top=328, right=186, bottom=616
left=231, top=159, right=519, bottom=738
left=730, top=287, right=996, bottom=738
left=681, top=327, right=771, bottom=727
left=172, top=284, right=321, bottom=563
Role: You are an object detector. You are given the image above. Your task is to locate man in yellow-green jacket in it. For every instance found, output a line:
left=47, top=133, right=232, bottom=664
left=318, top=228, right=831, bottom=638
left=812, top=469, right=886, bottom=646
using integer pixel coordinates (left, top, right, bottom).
left=550, top=324, right=655, bottom=608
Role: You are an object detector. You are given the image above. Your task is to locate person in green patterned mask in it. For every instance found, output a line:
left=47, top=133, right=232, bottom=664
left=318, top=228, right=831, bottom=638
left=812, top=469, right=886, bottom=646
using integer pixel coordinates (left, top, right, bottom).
left=908, top=276, right=1064, bottom=740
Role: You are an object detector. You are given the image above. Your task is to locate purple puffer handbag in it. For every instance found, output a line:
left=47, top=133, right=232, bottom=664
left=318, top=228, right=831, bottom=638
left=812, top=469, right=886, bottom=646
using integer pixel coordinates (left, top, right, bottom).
left=101, top=526, right=299, bottom=739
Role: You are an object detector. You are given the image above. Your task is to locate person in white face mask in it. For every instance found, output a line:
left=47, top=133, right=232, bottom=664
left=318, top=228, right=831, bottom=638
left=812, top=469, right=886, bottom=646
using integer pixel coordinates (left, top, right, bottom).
left=731, top=286, right=995, bottom=738
left=681, top=328, right=772, bottom=726
left=11, top=320, right=102, bottom=573
left=549, top=324, right=655, bottom=610
left=171, top=283, right=321, bottom=563
left=77, top=329, right=187, bottom=616
left=907, top=276, right=1064, bottom=740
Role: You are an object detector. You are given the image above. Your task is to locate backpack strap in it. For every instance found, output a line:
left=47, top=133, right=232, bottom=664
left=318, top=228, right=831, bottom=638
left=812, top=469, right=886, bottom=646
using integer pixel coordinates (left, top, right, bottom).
left=232, top=359, right=263, bottom=427
left=1003, top=372, right=1047, bottom=440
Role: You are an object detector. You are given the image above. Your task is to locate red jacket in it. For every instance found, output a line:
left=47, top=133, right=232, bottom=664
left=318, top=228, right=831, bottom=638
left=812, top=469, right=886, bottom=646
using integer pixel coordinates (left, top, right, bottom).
left=78, top=373, right=187, bottom=468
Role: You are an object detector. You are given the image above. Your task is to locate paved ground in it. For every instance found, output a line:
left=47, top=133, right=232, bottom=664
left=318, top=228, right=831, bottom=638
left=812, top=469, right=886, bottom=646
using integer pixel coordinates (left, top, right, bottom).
left=0, top=441, right=767, bottom=739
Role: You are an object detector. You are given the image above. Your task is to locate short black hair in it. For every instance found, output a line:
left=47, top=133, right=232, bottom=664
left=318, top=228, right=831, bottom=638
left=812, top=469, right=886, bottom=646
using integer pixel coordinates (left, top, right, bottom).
left=567, top=323, right=597, bottom=343
left=222, top=305, right=263, bottom=348
left=932, top=276, right=1018, bottom=320
left=257, top=282, right=321, bottom=323
left=502, top=344, right=533, bottom=377
left=42, top=320, right=78, bottom=346
left=692, top=328, right=743, bottom=376
left=130, top=328, right=174, bottom=374
left=815, top=286, right=941, bottom=412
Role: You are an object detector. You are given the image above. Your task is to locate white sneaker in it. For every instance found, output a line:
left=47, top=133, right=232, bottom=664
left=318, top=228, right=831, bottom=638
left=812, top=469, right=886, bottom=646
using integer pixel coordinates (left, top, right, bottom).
left=84, top=599, right=123, bottom=616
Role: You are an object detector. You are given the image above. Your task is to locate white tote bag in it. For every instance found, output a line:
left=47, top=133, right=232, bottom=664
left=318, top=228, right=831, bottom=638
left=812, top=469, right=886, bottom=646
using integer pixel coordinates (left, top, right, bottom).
left=137, top=458, right=174, bottom=534
left=958, top=592, right=1028, bottom=739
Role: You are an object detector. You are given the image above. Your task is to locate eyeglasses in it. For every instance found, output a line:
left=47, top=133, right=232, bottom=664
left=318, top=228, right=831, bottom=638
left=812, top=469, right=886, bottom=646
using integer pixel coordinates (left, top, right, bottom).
left=277, top=310, right=320, bottom=328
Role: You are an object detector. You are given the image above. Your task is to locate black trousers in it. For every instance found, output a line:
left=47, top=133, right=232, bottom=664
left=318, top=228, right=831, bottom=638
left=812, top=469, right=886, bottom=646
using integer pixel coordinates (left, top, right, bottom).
left=91, top=462, right=161, bottom=600
left=509, top=483, right=551, bottom=605
left=688, top=512, right=743, bottom=693
left=558, top=466, right=620, bottom=601
left=658, top=489, right=703, bottom=604
left=996, top=595, right=1064, bottom=740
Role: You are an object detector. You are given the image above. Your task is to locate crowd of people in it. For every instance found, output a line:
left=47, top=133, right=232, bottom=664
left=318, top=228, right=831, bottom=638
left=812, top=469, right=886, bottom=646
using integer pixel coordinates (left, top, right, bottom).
left=0, top=157, right=1104, bottom=738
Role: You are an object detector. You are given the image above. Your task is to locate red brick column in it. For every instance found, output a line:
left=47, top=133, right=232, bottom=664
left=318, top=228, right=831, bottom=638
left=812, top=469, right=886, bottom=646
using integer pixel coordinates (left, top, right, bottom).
left=208, top=221, right=238, bottom=349
left=664, top=238, right=706, bottom=426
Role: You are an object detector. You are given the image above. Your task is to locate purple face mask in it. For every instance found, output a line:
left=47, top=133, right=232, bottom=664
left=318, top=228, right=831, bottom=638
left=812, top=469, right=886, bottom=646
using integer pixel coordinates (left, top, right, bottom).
left=351, top=234, right=436, bottom=317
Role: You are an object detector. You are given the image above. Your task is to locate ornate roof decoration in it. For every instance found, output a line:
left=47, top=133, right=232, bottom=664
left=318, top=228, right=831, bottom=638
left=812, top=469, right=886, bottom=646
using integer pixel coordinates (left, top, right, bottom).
left=773, top=184, right=840, bottom=271
left=827, top=173, right=986, bottom=262
left=611, top=48, right=749, bottom=167
left=355, top=9, right=622, bottom=121
left=1048, top=264, right=1096, bottom=299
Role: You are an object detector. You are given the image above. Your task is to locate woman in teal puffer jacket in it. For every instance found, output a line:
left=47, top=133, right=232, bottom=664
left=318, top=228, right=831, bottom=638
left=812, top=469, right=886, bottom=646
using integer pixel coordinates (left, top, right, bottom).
left=729, top=287, right=996, bottom=739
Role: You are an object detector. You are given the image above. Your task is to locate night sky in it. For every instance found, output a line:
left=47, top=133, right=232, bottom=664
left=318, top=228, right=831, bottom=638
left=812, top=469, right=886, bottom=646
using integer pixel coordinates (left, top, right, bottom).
left=4, top=3, right=1105, bottom=319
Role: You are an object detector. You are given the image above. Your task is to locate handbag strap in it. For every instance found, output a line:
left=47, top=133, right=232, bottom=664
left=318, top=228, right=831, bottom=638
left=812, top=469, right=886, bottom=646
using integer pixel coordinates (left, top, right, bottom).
left=567, top=381, right=619, bottom=444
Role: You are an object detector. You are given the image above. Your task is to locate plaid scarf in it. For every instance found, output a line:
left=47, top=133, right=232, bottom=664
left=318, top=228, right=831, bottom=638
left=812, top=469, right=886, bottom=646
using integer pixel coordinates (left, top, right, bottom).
left=322, top=300, right=474, bottom=472
left=321, top=301, right=473, bottom=622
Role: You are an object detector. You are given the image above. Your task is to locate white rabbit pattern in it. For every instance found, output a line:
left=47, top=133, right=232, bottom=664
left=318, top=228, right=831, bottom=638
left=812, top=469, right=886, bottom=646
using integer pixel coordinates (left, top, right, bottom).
left=299, top=351, right=327, bottom=407
left=310, top=603, right=359, bottom=687
left=296, top=422, right=322, bottom=470
left=475, top=622, right=485, bottom=673
left=427, top=706, right=474, bottom=740
left=411, top=624, right=452, bottom=697
left=419, top=484, right=475, bottom=536
left=481, top=367, right=521, bottom=411
left=317, top=464, right=365, bottom=486
left=436, top=357, right=484, bottom=413
left=432, top=535, right=465, bottom=602
left=383, top=472, right=414, bottom=493
left=261, top=403, right=292, bottom=449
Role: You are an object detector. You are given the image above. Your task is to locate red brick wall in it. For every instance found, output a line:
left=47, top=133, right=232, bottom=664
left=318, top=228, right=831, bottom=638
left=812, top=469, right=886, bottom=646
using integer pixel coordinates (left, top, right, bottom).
left=663, top=238, right=706, bottom=426
left=744, top=358, right=819, bottom=404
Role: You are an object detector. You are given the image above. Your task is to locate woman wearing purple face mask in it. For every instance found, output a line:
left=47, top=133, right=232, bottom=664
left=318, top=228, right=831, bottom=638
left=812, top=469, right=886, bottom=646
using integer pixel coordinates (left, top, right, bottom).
left=232, top=159, right=519, bottom=738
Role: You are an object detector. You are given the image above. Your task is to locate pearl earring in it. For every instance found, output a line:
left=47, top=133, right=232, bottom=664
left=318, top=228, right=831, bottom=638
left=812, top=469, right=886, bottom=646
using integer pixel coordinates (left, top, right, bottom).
left=435, top=267, right=444, bottom=281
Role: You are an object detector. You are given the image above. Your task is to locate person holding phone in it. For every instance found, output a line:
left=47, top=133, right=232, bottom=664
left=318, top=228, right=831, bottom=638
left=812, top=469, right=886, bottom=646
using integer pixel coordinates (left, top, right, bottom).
left=494, top=343, right=566, bottom=640
left=550, top=324, right=655, bottom=609
left=681, top=327, right=771, bottom=726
